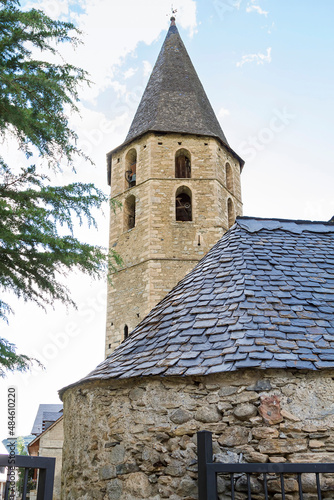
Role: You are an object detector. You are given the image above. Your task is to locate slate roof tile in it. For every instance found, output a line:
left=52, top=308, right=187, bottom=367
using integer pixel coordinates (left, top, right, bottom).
left=60, top=217, right=334, bottom=395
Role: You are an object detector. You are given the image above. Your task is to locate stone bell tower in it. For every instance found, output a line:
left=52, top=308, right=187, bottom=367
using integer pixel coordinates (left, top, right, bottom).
left=105, top=17, right=244, bottom=355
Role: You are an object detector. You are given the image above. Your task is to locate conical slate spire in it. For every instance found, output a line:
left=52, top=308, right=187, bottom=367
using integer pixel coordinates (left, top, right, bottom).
left=125, top=20, right=229, bottom=146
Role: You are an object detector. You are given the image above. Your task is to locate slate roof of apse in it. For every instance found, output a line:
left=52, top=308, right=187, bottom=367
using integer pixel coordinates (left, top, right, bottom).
left=60, top=217, right=334, bottom=395
left=31, top=404, right=63, bottom=435
left=108, top=22, right=243, bottom=167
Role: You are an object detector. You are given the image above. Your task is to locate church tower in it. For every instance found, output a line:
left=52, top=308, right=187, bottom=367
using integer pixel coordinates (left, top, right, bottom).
left=105, top=18, right=244, bottom=355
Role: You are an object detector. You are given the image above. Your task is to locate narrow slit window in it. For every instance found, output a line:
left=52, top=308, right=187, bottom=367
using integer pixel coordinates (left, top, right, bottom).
left=124, top=325, right=128, bottom=340
left=124, top=195, right=136, bottom=230
left=226, top=162, right=234, bottom=193
left=227, top=198, right=235, bottom=228
left=175, top=149, right=191, bottom=178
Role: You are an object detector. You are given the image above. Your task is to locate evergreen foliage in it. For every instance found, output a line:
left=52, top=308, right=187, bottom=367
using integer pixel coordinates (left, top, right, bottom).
left=0, top=0, right=121, bottom=375
left=16, top=436, right=35, bottom=494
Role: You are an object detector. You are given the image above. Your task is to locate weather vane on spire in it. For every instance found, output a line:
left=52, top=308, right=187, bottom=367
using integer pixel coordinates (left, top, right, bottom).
left=168, top=5, right=177, bottom=23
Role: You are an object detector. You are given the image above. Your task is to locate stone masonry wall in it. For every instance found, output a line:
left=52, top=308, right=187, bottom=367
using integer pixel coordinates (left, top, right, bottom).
left=62, top=369, right=334, bottom=500
left=106, top=132, right=243, bottom=354
left=39, top=418, right=63, bottom=500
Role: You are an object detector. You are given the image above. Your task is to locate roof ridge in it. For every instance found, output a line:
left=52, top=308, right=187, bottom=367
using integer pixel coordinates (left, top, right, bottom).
left=236, top=216, right=334, bottom=234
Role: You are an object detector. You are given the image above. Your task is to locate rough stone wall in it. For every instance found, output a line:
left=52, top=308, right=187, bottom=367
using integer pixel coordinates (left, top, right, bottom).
left=62, top=369, right=334, bottom=500
left=106, top=133, right=243, bottom=353
left=39, top=418, right=63, bottom=500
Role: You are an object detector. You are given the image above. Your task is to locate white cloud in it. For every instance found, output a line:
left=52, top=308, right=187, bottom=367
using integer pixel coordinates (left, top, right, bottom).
left=218, top=107, right=230, bottom=118
left=123, top=67, right=138, bottom=80
left=246, top=1, right=268, bottom=16
left=25, top=0, right=197, bottom=102
left=143, top=60, right=153, bottom=77
left=236, top=47, right=272, bottom=67
left=266, top=22, right=275, bottom=34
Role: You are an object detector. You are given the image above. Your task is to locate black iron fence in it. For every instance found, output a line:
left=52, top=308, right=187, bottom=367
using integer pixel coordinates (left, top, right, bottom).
left=0, top=454, right=55, bottom=500
left=197, top=431, right=334, bottom=500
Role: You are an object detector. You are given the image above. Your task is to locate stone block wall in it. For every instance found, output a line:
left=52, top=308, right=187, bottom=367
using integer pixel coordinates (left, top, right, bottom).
left=62, top=369, right=334, bottom=500
left=39, top=418, right=63, bottom=500
left=105, top=132, right=243, bottom=354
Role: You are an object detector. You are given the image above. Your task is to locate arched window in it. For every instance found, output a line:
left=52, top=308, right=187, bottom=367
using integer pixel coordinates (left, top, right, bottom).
left=227, top=198, right=235, bottom=228
left=124, top=195, right=136, bottom=230
left=125, top=148, right=137, bottom=188
left=124, top=325, right=129, bottom=341
left=175, top=149, right=191, bottom=178
left=176, top=186, right=192, bottom=221
left=226, top=162, right=234, bottom=193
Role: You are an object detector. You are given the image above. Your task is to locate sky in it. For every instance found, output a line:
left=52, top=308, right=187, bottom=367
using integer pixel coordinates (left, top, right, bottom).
left=1, top=0, right=334, bottom=449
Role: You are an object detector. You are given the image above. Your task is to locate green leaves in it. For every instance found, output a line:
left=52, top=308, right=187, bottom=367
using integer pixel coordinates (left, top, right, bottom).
left=0, top=0, right=88, bottom=167
left=0, top=167, right=109, bottom=320
left=0, top=0, right=121, bottom=375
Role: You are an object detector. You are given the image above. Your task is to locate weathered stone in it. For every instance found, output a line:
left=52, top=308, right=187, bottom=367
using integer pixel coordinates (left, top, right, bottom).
left=268, top=477, right=298, bottom=493
left=236, top=391, right=259, bottom=403
left=323, top=477, right=334, bottom=490
left=236, top=475, right=263, bottom=493
left=107, top=444, right=125, bottom=464
left=218, top=386, right=238, bottom=397
left=105, top=441, right=121, bottom=448
left=142, top=446, right=160, bottom=464
left=195, top=406, right=221, bottom=423
left=116, top=462, right=140, bottom=475
left=205, top=384, right=220, bottom=391
left=170, top=409, right=192, bottom=424
left=258, top=438, right=307, bottom=454
left=164, top=460, right=186, bottom=477
left=202, top=422, right=227, bottom=433
left=99, top=465, right=116, bottom=480
left=214, top=450, right=240, bottom=464
left=249, top=416, right=263, bottom=425
left=301, top=473, right=322, bottom=493
left=176, top=476, right=197, bottom=497
left=309, top=439, right=325, bottom=448
left=218, top=426, right=251, bottom=447
left=269, top=456, right=287, bottom=463
left=124, top=472, right=152, bottom=497
left=86, top=488, right=104, bottom=500
left=129, top=387, right=146, bottom=401
left=309, top=432, right=330, bottom=439
left=303, top=425, right=328, bottom=433
left=289, top=452, right=334, bottom=463
left=281, top=409, right=301, bottom=422
left=106, top=479, right=123, bottom=500
left=243, top=450, right=268, bottom=463
left=218, top=402, right=233, bottom=413
left=281, top=384, right=297, bottom=397
left=259, top=395, right=283, bottom=425
left=272, top=494, right=294, bottom=500
left=174, top=423, right=198, bottom=436
left=252, top=427, right=279, bottom=440
left=247, top=380, right=272, bottom=392
left=217, top=476, right=228, bottom=494
left=233, top=403, right=258, bottom=421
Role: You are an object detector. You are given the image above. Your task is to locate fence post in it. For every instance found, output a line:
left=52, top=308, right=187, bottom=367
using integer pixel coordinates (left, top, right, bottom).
left=36, top=458, right=55, bottom=500
left=197, top=431, right=217, bottom=500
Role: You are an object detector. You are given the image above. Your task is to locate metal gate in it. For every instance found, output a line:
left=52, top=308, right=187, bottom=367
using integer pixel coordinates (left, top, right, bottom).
left=197, top=431, right=334, bottom=500
left=0, top=454, right=55, bottom=500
